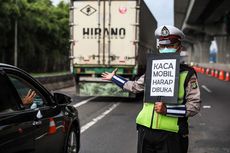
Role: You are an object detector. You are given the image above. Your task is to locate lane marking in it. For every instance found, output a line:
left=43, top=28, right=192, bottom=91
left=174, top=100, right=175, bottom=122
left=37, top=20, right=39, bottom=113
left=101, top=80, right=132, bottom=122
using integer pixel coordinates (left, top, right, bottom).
left=201, top=85, right=212, bottom=93
left=73, top=96, right=97, bottom=108
left=35, top=125, right=63, bottom=140
left=81, top=103, right=120, bottom=133
left=35, top=132, right=47, bottom=140
left=199, top=123, right=206, bottom=126
left=203, top=105, right=211, bottom=109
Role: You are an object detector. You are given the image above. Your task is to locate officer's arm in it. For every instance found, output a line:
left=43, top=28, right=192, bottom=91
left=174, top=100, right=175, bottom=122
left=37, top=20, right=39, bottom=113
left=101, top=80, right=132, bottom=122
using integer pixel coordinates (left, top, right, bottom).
left=164, top=74, right=201, bottom=117
left=111, top=75, right=145, bottom=93
left=184, top=74, right=201, bottom=117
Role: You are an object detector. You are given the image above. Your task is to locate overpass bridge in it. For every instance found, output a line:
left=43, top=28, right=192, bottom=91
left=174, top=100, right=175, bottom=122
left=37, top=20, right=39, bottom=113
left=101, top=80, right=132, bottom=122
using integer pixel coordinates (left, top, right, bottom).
left=174, top=0, right=230, bottom=71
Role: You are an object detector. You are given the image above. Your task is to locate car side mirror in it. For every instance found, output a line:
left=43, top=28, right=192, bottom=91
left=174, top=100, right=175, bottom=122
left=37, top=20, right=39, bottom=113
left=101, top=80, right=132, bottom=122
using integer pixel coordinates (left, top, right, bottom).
left=53, top=92, right=72, bottom=105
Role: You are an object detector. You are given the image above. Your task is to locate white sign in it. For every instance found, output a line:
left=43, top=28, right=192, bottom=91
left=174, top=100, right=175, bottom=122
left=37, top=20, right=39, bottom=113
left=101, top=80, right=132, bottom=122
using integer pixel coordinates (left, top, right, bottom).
left=150, top=59, right=176, bottom=97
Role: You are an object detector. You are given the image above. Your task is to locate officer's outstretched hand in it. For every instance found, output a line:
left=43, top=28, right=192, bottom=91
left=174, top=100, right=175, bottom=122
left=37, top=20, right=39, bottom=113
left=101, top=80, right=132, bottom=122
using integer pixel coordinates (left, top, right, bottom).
left=154, top=102, right=167, bottom=115
left=101, top=68, right=118, bottom=81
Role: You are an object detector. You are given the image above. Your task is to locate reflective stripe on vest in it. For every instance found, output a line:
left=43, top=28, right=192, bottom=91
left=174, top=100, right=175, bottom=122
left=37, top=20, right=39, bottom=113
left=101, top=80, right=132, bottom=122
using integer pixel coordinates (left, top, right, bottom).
left=136, top=71, right=189, bottom=133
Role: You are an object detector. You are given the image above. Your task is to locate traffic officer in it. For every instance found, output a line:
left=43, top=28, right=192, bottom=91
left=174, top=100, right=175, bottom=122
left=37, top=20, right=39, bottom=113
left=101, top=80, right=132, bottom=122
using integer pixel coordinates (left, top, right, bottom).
left=101, top=25, right=201, bottom=153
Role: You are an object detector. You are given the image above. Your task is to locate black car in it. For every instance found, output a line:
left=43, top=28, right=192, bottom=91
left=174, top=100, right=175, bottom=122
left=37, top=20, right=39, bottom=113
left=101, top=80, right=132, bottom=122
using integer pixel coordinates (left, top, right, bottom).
left=0, top=63, right=80, bottom=153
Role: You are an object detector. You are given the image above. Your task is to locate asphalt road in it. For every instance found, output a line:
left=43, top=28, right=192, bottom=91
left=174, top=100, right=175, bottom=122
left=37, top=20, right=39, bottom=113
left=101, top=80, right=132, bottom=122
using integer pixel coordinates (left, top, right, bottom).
left=188, top=74, right=230, bottom=153
left=58, top=74, right=230, bottom=153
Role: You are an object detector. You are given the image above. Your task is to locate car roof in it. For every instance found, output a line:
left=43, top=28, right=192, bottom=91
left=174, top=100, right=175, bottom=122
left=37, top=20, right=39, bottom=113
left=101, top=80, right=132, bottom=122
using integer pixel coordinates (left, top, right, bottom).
left=0, top=63, right=22, bottom=70
left=0, top=63, right=17, bottom=68
left=0, top=63, right=53, bottom=98
left=0, top=63, right=32, bottom=75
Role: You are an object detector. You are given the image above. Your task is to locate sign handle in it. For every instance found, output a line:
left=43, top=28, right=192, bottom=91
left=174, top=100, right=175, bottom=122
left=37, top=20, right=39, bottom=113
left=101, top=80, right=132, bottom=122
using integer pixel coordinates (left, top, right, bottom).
left=157, top=96, right=162, bottom=102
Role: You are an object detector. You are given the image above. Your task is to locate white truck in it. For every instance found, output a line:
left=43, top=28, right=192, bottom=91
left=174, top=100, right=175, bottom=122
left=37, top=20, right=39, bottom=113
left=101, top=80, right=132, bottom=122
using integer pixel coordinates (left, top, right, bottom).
left=69, top=0, right=157, bottom=86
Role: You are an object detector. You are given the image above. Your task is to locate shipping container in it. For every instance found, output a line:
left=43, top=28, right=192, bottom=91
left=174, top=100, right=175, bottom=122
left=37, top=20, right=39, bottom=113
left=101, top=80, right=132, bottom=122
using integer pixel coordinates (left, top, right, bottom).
left=69, top=0, right=157, bottom=86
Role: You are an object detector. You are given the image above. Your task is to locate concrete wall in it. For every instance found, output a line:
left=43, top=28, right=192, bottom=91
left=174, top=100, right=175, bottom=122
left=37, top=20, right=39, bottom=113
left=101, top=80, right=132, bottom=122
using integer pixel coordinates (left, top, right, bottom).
left=35, top=74, right=75, bottom=91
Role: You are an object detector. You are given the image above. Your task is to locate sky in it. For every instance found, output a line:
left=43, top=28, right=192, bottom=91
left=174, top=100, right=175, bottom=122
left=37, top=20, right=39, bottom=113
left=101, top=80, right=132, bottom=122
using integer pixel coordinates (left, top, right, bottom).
left=51, top=0, right=174, bottom=26
left=144, top=0, right=174, bottom=26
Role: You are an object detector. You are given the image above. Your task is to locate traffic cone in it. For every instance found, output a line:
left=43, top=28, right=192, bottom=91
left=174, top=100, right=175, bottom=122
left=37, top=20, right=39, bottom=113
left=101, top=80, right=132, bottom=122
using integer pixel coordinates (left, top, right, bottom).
left=202, top=68, right=205, bottom=74
left=211, top=69, right=215, bottom=77
left=198, top=67, right=201, bottom=73
left=197, top=67, right=200, bottom=73
left=200, top=68, right=203, bottom=74
left=206, top=68, right=210, bottom=75
left=48, top=118, right=57, bottom=134
left=215, top=70, right=219, bottom=78
left=194, top=66, right=199, bottom=73
left=225, top=72, right=229, bottom=81
left=193, top=66, right=198, bottom=73
left=218, top=70, right=225, bottom=80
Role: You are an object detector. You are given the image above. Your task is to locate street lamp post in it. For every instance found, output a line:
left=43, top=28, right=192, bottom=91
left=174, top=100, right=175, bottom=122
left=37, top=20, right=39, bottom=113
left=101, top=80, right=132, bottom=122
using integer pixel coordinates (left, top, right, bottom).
left=14, top=18, right=18, bottom=66
left=14, top=0, right=18, bottom=66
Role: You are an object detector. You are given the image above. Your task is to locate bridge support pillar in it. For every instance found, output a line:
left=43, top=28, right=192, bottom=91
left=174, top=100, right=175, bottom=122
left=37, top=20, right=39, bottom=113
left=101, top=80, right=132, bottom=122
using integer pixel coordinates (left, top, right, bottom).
left=186, top=45, right=193, bottom=64
left=215, top=36, right=230, bottom=64
left=191, top=35, right=212, bottom=63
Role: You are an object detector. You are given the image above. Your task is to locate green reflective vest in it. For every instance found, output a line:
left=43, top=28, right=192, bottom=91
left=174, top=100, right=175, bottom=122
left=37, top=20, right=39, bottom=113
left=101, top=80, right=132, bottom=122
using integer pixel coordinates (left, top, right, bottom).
left=136, top=70, right=189, bottom=133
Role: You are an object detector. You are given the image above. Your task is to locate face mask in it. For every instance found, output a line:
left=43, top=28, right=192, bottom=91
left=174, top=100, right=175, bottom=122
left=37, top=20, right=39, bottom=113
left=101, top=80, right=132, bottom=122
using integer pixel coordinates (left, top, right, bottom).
left=159, top=48, right=177, bottom=53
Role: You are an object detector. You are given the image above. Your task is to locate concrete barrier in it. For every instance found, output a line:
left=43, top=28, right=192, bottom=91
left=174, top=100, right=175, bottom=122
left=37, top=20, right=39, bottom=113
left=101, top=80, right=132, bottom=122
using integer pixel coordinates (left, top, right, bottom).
left=193, top=63, right=230, bottom=82
left=198, top=63, right=230, bottom=72
left=34, top=74, right=75, bottom=91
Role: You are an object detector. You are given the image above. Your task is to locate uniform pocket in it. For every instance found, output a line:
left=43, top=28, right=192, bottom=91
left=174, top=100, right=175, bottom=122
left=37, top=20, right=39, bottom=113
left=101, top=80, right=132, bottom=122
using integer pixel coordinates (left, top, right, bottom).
left=158, top=114, right=179, bottom=133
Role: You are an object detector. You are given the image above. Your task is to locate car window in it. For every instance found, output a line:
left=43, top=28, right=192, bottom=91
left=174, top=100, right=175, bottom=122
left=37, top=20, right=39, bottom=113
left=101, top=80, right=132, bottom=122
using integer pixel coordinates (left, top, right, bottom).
left=7, top=75, right=46, bottom=110
left=0, top=74, right=19, bottom=113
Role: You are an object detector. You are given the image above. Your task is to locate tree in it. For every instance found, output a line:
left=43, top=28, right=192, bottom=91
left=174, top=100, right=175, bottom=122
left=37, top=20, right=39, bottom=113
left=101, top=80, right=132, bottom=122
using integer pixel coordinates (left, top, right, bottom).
left=0, top=0, right=70, bottom=72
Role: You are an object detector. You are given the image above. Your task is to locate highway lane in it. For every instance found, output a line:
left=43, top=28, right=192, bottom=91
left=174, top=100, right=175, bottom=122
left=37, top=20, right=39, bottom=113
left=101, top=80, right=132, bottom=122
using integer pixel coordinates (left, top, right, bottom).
left=77, top=97, right=141, bottom=153
left=188, top=73, right=230, bottom=153
left=58, top=73, right=230, bottom=153
left=57, top=86, right=141, bottom=152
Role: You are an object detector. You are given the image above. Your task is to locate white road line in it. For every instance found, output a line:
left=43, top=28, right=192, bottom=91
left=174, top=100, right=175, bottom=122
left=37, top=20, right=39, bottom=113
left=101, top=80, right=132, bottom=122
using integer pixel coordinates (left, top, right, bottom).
left=73, top=96, right=97, bottom=108
left=35, top=125, right=64, bottom=140
left=81, top=103, right=120, bottom=133
left=35, top=132, right=47, bottom=140
left=203, top=105, right=211, bottom=109
left=201, top=85, right=212, bottom=93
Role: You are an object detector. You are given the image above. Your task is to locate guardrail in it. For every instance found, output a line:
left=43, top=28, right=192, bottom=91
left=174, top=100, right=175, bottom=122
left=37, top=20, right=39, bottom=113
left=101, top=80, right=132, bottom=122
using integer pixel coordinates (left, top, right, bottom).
left=34, top=73, right=75, bottom=91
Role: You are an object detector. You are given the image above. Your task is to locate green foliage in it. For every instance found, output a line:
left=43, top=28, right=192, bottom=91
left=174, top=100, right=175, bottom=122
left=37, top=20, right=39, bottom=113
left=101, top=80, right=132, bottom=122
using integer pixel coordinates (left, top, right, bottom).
left=0, top=0, right=70, bottom=72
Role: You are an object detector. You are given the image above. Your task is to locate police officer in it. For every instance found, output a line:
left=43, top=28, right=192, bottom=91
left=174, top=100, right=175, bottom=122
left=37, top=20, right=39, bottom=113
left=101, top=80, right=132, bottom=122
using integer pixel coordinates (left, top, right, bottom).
left=101, top=25, right=201, bottom=153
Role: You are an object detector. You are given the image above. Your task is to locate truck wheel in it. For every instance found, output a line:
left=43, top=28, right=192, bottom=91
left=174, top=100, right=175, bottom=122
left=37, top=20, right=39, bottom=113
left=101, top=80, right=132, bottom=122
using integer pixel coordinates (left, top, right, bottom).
left=66, top=127, right=78, bottom=153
